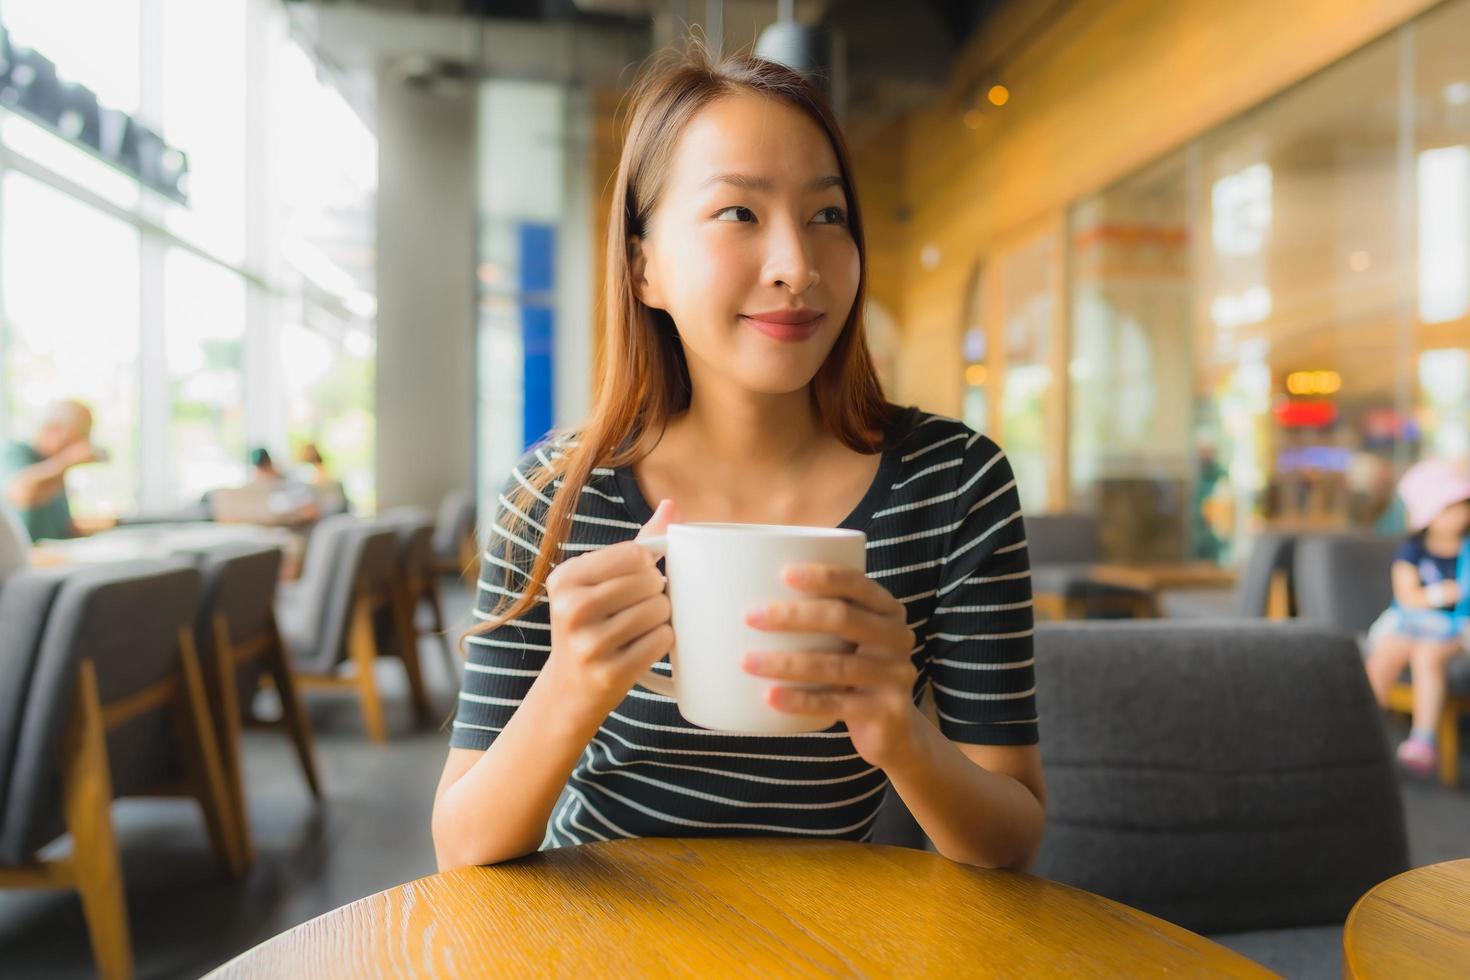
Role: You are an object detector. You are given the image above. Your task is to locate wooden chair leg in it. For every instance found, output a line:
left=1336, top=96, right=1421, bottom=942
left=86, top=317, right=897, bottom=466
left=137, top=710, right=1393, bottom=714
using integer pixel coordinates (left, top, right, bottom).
left=393, top=582, right=432, bottom=723
left=1439, top=702, right=1460, bottom=788
left=210, top=615, right=253, bottom=864
left=174, top=628, right=247, bottom=878
left=63, top=660, right=134, bottom=980
left=348, top=598, right=389, bottom=743
left=267, top=617, right=323, bottom=800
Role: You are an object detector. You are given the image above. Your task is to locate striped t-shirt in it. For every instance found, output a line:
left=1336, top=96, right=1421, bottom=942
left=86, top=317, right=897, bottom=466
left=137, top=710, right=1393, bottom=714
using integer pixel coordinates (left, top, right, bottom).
left=452, top=407, right=1038, bottom=847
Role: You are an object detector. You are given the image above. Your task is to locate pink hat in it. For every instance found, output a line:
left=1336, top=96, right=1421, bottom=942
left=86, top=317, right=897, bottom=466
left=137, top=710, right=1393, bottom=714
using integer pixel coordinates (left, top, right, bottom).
left=1398, top=458, right=1470, bottom=532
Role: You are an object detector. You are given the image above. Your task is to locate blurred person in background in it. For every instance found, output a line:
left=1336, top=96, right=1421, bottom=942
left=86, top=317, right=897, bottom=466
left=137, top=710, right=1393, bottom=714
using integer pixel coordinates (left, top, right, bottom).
left=1363, top=458, right=1470, bottom=777
left=247, top=446, right=320, bottom=524
left=295, top=441, right=351, bottom=516
left=1, top=400, right=111, bottom=542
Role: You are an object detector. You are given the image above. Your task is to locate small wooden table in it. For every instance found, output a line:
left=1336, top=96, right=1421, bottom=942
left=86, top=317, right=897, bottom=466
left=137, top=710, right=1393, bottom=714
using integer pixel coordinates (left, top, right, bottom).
left=207, top=838, right=1270, bottom=977
left=1084, top=561, right=1238, bottom=594
left=1084, top=561, right=1238, bottom=618
left=1344, top=859, right=1470, bottom=978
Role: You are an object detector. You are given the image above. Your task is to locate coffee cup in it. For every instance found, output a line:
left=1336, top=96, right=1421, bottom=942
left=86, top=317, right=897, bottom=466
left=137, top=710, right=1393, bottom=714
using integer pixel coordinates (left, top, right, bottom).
left=634, top=522, right=866, bottom=734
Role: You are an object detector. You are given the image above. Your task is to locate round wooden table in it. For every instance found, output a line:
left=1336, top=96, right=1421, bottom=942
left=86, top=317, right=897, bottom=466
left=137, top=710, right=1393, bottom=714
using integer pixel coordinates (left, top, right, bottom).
left=208, top=839, right=1270, bottom=977
left=1344, top=859, right=1470, bottom=978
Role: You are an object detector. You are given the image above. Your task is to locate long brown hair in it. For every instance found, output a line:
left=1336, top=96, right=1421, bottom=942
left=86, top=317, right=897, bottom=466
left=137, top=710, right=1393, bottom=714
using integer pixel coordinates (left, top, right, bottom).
left=469, top=41, right=899, bottom=636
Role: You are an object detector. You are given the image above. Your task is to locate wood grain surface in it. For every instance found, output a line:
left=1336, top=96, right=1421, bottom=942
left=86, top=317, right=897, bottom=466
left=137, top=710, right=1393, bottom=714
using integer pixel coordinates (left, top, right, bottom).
left=209, top=838, right=1272, bottom=978
left=1344, top=859, right=1470, bottom=979
left=1083, top=562, right=1239, bottom=593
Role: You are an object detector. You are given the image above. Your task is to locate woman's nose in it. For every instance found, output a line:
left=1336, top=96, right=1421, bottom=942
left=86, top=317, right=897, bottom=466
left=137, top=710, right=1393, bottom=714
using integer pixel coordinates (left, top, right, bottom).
left=763, top=226, right=821, bottom=293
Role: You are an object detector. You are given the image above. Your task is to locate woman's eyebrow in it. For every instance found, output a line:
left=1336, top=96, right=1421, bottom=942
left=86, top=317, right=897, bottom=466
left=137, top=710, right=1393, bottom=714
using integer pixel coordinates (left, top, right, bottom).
left=700, top=173, right=844, bottom=192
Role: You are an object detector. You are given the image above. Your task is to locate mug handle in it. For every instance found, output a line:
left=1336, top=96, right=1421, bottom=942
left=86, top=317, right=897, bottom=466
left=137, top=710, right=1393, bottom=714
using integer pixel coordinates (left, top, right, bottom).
left=632, top=535, right=676, bottom=697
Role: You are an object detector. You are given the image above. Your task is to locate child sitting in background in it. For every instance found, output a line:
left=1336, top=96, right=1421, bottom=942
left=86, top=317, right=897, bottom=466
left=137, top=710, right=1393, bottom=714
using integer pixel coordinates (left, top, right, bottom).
left=1364, top=458, right=1470, bottom=777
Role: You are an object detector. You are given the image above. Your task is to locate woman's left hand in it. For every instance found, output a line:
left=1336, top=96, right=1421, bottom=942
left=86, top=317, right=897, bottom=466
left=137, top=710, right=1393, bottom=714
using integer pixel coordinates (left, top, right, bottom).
left=742, top=563, right=921, bottom=769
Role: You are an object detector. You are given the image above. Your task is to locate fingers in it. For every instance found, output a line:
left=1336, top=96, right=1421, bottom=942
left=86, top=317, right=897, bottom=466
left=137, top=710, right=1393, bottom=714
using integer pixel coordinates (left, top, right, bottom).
left=617, top=620, right=676, bottom=668
left=743, top=649, right=909, bottom=688
left=594, top=592, right=673, bottom=651
left=747, top=597, right=914, bottom=652
left=781, top=563, right=904, bottom=619
left=547, top=540, right=655, bottom=591
left=767, top=684, right=870, bottom=717
left=557, top=566, right=666, bottom=628
left=635, top=498, right=681, bottom=540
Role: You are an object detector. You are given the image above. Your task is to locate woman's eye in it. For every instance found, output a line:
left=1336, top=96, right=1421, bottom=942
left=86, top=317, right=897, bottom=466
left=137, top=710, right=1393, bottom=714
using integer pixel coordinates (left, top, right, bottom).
left=814, top=206, right=848, bottom=225
left=715, top=206, right=756, bottom=222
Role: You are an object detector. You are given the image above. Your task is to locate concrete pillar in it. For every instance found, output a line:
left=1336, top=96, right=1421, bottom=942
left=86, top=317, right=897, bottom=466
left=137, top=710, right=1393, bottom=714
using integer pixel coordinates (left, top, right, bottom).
left=374, top=71, right=476, bottom=511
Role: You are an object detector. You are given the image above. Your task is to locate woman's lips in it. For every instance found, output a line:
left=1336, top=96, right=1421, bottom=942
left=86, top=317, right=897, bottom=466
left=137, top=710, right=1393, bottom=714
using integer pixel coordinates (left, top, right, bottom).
left=740, top=313, right=824, bottom=342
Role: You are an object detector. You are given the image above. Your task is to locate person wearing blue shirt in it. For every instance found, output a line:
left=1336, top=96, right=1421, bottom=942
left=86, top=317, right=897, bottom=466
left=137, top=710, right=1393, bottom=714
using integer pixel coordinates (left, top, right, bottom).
left=1364, top=458, right=1470, bottom=777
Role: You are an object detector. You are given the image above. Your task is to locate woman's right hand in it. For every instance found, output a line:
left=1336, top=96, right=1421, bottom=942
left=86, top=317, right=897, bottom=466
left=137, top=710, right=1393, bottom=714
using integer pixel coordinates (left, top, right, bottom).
left=540, top=498, right=680, bottom=722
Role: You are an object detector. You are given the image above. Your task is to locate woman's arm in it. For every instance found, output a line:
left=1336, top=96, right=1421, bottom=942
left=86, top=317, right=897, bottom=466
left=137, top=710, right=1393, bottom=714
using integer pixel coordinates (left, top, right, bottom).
left=880, top=722, right=1046, bottom=870
left=433, top=673, right=607, bottom=870
left=433, top=507, right=678, bottom=870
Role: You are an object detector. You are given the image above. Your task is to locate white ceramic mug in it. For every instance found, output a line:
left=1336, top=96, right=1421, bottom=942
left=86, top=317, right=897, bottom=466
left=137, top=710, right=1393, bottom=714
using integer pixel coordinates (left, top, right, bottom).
left=634, top=523, right=867, bottom=734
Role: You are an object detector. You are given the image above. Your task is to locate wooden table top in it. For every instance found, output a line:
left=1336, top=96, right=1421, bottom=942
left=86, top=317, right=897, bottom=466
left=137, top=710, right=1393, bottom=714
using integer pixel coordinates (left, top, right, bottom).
left=1084, top=561, right=1237, bottom=593
left=1344, top=859, right=1470, bottom=979
left=207, top=838, right=1271, bottom=978
left=29, top=523, right=297, bottom=568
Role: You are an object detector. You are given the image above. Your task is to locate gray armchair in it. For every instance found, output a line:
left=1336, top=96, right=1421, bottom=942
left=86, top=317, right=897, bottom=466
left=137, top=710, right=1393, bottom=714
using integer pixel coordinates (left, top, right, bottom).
left=380, top=507, right=456, bottom=686
left=276, top=516, right=422, bottom=742
left=191, top=544, right=321, bottom=863
left=431, top=490, right=476, bottom=577
left=1159, top=532, right=1296, bottom=620
left=0, top=560, right=240, bottom=980
left=1033, top=620, right=1407, bottom=977
left=1293, top=534, right=1399, bottom=633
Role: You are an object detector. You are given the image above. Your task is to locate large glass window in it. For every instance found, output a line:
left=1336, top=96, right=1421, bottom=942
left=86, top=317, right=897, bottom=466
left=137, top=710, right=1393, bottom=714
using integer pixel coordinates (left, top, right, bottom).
left=161, top=0, right=247, bottom=263
left=1068, top=152, right=1196, bottom=560
left=1065, top=0, right=1470, bottom=562
left=163, top=247, right=246, bottom=504
left=994, top=226, right=1060, bottom=514
left=1, top=170, right=140, bottom=517
left=0, top=1, right=142, bottom=208
left=0, top=0, right=379, bottom=522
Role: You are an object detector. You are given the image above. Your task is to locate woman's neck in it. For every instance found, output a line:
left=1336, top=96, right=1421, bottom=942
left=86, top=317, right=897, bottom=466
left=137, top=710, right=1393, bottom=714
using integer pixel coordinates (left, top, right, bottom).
left=669, top=386, right=825, bottom=473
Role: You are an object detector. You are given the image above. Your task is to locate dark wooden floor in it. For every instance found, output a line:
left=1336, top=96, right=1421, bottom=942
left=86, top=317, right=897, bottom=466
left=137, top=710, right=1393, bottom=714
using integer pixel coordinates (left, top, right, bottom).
left=2, top=585, right=1468, bottom=978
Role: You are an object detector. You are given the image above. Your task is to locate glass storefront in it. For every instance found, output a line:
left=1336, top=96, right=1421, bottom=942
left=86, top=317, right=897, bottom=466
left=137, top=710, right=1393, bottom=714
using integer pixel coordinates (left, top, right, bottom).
left=985, top=0, right=1470, bottom=563
left=0, top=0, right=377, bottom=517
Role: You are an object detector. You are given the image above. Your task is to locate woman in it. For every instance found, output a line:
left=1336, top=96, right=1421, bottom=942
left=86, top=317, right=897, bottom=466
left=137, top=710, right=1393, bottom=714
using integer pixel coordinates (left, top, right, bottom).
left=432, top=44, right=1045, bottom=870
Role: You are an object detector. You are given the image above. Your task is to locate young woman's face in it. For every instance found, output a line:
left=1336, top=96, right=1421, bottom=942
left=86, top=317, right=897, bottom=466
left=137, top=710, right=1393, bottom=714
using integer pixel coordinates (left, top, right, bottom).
left=632, top=92, right=860, bottom=396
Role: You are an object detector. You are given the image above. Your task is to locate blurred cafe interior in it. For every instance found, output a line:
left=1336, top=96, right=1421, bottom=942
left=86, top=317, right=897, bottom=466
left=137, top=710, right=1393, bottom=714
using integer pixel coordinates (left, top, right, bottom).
left=1, top=0, right=1469, bottom=977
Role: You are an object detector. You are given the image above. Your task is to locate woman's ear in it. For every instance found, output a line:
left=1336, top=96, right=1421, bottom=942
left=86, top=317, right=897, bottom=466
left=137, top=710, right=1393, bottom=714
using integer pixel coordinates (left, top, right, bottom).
left=629, top=235, right=666, bottom=310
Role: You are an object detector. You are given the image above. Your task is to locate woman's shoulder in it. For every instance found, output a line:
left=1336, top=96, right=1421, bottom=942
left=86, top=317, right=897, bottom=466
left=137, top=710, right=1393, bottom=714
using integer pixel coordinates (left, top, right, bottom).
left=886, top=407, right=1005, bottom=468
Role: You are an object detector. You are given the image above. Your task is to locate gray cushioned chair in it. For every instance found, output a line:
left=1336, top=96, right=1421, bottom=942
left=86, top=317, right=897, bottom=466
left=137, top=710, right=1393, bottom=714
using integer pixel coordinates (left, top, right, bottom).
left=1159, top=532, right=1296, bottom=620
left=1033, top=620, right=1408, bottom=977
left=0, top=560, right=240, bottom=980
left=1294, top=532, right=1470, bottom=786
left=190, top=543, right=322, bottom=862
left=276, top=516, right=422, bottom=742
left=0, top=566, right=72, bottom=823
left=380, top=507, right=455, bottom=686
left=431, top=490, right=476, bottom=577
left=1292, top=534, right=1400, bottom=634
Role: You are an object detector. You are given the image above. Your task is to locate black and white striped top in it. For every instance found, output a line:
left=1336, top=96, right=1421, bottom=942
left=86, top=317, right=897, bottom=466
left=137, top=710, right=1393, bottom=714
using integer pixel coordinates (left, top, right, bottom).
left=452, top=407, right=1038, bottom=847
